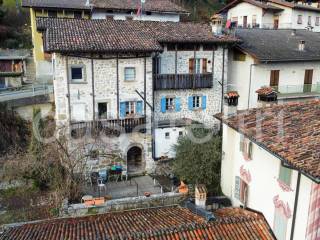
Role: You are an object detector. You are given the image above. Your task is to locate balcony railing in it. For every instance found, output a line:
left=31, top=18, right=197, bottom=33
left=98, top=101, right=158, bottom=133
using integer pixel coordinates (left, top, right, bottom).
left=154, top=73, right=213, bottom=90
left=271, top=84, right=320, bottom=97
left=70, top=117, right=146, bottom=138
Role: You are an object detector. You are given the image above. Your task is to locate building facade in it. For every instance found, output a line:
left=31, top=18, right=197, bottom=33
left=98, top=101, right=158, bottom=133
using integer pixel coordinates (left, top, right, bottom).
left=217, top=100, right=320, bottom=240
left=219, top=0, right=320, bottom=31
left=227, top=29, right=320, bottom=110
left=38, top=17, right=235, bottom=173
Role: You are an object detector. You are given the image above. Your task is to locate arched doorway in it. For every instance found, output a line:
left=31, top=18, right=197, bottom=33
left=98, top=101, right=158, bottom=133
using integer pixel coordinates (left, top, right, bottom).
left=127, top=146, right=143, bottom=174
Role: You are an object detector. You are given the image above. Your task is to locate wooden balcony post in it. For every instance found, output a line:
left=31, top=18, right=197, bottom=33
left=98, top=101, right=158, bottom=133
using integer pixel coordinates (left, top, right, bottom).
left=175, top=44, right=178, bottom=82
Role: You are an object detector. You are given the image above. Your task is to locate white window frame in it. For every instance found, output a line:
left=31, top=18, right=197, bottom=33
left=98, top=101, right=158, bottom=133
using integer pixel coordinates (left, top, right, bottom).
left=165, top=132, right=170, bottom=139
left=69, top=65, right=85, bottom=83
left=192, top=95, right=201, bottom=109
left=165, top=97, right=175, bottom=111
left=125, top=101, right=136, bottom=116
left=124, top=67, right=136, bottom=81
left=195, top=59, right=201, bottom=74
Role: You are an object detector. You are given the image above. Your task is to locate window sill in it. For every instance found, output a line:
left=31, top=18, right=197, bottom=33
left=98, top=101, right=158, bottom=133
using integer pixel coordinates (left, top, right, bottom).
left=70, top=81, right=88, bottom=84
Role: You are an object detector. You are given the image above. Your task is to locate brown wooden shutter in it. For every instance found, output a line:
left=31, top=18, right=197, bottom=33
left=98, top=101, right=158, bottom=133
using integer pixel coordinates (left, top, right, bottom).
left=202, top=58, right=207, bottom=73
left=304, top=69, right=313, bottom=85
left=270, top=70, right=280, bottom=87
left=189, top=58, right=194, bottom=74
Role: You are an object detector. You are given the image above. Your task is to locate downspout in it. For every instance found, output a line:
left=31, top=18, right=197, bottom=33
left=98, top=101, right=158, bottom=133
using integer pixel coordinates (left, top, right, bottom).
left=91, top=57, right=95, bottom=124
left=290, top=172, right=301, bottom=240
left=247, top=63, right=255, bottom=110
left=221, top=47, right=226, bottom=114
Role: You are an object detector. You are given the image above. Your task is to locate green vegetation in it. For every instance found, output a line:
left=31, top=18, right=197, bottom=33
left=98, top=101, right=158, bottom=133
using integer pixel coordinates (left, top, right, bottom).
left=172, top=127, right=222, bottom=195
left=0, top=0, right=31, bottom=49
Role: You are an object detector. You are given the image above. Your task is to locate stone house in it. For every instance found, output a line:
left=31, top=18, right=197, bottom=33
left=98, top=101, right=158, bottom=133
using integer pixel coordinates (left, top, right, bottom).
left=37, top=17, right=236, bottom=174
left=22, top=0, right=188, bottom=82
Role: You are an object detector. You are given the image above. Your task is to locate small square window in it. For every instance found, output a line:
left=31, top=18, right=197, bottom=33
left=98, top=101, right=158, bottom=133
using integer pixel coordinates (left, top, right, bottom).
left=165, top=132, right=170, bottom=139
left=70, top=66, right=84, bottom=83
left=124, top=67, right=135, bottom=81
left=192, top=96, right=201, bottom=109
left=179, top=131, right=183, bottom=136
left=165, top=97, right=175, bottom=111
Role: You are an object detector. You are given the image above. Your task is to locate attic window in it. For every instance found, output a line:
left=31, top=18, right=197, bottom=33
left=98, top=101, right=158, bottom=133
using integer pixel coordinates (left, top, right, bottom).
left=48, top=10, right=57, bottom=18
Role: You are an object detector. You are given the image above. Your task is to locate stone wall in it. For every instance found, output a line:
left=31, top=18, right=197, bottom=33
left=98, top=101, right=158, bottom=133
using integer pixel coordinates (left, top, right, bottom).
left=154, top=47, right=228, bottom=128
left=53, top=54, right=154, bottom=172
left=61, top=192, right=187, bottom=217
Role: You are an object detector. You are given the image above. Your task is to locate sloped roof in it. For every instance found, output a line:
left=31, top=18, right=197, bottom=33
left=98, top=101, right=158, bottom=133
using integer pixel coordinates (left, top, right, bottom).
left=268, top=0, right=320, bottom=13
left=216, top=100, right=320, bottom=182
left=92, top=0, right=188, bottom=14
left=21, top=0, right=90, bottom=10
left=0, top=206, right=276, bottom=240
left=36, top=17, right=237, bottom=53
left=22, top=0, right=188, bottom=13
left=235, top=29, right=320, bottom=62
left=218, top=0, right=284, bottom=13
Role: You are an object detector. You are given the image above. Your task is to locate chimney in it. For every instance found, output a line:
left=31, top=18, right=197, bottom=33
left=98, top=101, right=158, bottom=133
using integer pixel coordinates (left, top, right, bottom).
left=223, top=91, right=239, bottom=117
left=211, top=14, right=224, bottom=35
left=299, top=40, right=305, bottom=51
left=256, top=87, right=278, bottom=107
left=195, top=184, right=207, bottom=209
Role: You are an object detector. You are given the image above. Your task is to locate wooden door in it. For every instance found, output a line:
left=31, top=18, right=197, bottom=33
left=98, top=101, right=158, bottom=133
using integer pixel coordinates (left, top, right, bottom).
left=274, top=19, right=279, bottom=29
left=270, top=70, right=280, bottom=88
left=243, top=16, right=248, bottom=28
left=304, top=69, right=313, bottom=92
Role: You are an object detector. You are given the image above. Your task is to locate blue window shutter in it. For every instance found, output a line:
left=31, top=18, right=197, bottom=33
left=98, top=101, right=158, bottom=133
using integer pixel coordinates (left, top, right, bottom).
left=136, top=101, right=143, bottom=115
left=202, top=96, right=207, bottom=110
left=175, top=98, right=181, bottom=112
left=120, top=102, right=126, bottom=118
left=161, top=97, right=166, bottom=113
left=188, top=96, right=193, bottom=110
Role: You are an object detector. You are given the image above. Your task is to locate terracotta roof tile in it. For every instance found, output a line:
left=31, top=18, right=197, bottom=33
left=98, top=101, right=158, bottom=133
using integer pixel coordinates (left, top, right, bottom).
left=0, top=206, right=275, bottom=240
left=36, top=18, right=238, bottom=53
left=217, top=100, right=320, bottom=181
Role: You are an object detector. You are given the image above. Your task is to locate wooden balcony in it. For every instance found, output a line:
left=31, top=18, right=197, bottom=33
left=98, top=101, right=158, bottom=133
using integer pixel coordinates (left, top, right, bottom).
left=70, top=117, right=146, bottom=138
left=154, top=73, right=213, bottom=90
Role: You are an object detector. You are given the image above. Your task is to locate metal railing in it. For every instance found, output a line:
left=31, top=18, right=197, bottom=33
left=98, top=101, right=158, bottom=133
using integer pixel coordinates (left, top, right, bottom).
left=271, top=83, right=320, bottom=95
left=70, top=117, right=146, bottom=138
left=0, top=84, right=54, bottom=102
left=154, top=73, right=213, bottom=90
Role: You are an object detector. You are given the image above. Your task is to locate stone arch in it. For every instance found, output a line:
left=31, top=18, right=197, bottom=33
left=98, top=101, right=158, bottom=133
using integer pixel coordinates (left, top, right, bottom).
left=126, top=143, right=145, bottom=174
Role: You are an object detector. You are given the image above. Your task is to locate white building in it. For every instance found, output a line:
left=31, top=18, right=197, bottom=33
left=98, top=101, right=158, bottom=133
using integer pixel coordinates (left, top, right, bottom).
left=217, top=100, right=320, bottom=240
left=37, top=17, right=235, bottom=173
left=218, top=0, right=320, bottom=31
left=227, top=28, right=320, bottom=110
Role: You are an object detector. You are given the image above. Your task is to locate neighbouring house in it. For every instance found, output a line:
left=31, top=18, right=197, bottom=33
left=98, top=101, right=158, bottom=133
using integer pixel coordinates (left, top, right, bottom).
left=0, top=49, right=34, bottom=89
left=36, top=17, right=236, bottom=173
left=0, top=205, right=276, bottom=239
left=227, top=28, right=320, bottom=110
left=218, top=0, right=320, bottom=31
left=216, top=100, right=320, bottom=240
left=22, top=0, right=188, bottom=83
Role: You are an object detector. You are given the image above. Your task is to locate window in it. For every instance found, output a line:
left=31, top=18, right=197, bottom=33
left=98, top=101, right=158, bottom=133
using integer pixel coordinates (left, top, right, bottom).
left=120, top=101, right=143, bottom=118
left=233, top=49, right=246, bottom=61
left=274, top=209, right=288, bottom=240
left=124, top=67, right=135, bottom=81
left=252, top=15, right=257, bottom=27
left=98, top=102, right=108, bottom=119
left=189, top=58, right=206, bottom=74
left=74, top=11, right=82, bottom=19
left=297, top=15, right=303, bottom=24
left=179, top=131, right=183, bottom=136
left=270, top=70, right=280, bottom=87
left=70, top=66, right=84, bottom=83
left=165, top=97, right=175, bottom=111
left=234, top=176, right=248, bottom=204
left=240, top=134, right=253, bottom=160
left=48, top=10, right=57, bottom=18
left=279, top=165, right=292, bottom=186
left=231, top=17, right=238, bottom=27
left=308, top=16, right=312, bottom=25
left=165, top=132, right=170, bottom=139
left=0, top=77, right=6, bottom=89
left=125, top=101, right=135, bottom=116
left=188, top=95, right=206, bottom=111
left=316, top=17, right=320, bottom=26
left=161, top=97, right=181, bottom=113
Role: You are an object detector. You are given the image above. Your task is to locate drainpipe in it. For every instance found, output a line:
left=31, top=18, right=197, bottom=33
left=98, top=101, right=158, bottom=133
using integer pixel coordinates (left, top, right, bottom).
left=247, top=64, right=256, bottom=110
left=290, top=171, right=301, bottom=240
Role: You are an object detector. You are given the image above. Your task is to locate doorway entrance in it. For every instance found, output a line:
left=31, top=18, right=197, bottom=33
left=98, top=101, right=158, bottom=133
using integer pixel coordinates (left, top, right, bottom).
left=304, top=69, right=313, bottom=93
left=127, top=146, right=143, bottom=174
